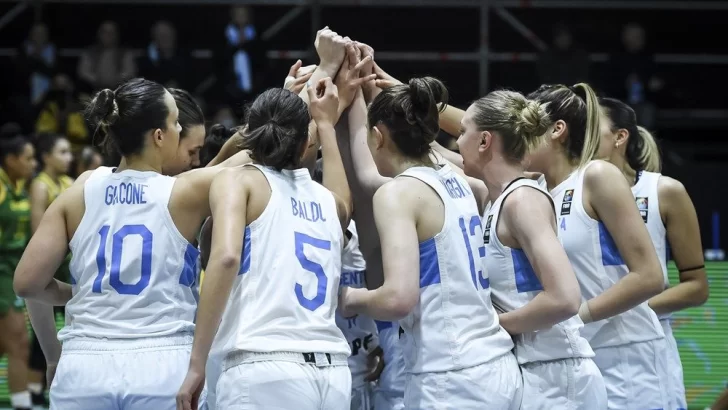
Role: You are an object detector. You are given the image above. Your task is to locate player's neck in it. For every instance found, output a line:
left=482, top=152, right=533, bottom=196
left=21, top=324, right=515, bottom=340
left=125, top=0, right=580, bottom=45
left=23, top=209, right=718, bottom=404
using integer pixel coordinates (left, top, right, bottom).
left=391, top=154, right=435, bottom=176
left=484, top=160, right=525, bottom=203
left=116, top=155, right=163, bottom=174
left=612, top=155, right=637, bottom=186
left=42, top=166, right=59, bottom=181
left=543, top=153, right=577, bottom=191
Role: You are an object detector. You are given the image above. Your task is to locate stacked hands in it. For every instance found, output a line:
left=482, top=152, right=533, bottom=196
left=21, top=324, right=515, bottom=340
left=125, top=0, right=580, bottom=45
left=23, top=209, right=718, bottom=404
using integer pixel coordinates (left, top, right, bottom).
left=286, top=26, right=399, bottom=127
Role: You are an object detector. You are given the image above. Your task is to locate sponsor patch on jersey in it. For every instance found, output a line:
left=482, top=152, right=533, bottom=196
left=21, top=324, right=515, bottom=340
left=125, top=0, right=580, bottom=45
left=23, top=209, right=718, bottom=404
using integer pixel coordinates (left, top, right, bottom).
left=636, top=197, right=649, bottom=223
left=483, top=215, right=493, bottom=244
left=560, top=189, right=574, bottom=215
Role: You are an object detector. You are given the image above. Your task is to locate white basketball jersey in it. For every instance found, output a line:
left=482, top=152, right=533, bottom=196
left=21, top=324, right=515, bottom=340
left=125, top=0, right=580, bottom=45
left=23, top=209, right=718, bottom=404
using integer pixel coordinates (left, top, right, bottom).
left=59, top=167, right=199, bottom=341
left=335, top=221, right=379, bottom=387
left=632, top=170, right=670, bottom=320
left=213, top=164, right=349, bottom=357
left=550, top=161, right=664, bottom=349
left=397, top=165, right=513, bottom=374
left=484, top=178, right=593, bottom=364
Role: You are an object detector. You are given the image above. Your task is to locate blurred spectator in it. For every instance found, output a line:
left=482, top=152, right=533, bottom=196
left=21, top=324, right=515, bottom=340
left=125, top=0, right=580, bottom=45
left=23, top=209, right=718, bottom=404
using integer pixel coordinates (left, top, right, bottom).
left=73, top=146, right=102, bottom=178
left=137, top=21, right=192, bottom=89
left=608, top=23, right=663, bottom=127
left=18, top=23, right=57, bottom=105
left=220, top=6, right=265, bottom=112
left=212, top=106, right=236, bottom=130
left=35, top=74, right=89, bottom=151
left=77, top=21, right=136, bottom=92
left=537, top=24, right=590, bottom=85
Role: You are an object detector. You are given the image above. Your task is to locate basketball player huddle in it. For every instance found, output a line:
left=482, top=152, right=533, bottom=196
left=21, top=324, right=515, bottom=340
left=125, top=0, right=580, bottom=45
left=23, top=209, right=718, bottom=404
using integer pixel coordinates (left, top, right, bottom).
left=12, top=26, right=708, bottom=410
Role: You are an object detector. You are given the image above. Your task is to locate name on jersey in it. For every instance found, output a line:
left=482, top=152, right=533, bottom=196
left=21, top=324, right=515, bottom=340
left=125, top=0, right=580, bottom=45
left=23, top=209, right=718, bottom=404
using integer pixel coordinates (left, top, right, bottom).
left=104, top=183, right=148, bottom=205
left=291, top=197, right=326, bottom=223
left=440, top=176, right=470, bottom=199
left=350, top=333, right=374, bottom=356
left=340, top=270, right=365, bottom=287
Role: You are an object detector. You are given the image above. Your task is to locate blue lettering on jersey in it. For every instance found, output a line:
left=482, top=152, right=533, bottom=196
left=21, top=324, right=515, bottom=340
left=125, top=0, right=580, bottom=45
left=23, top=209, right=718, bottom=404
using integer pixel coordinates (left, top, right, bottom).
left=340, top=270, right=365, bottom=286
left=104, top=183, right=148, bottom=205
left=440, top=176, right=470, bottom=199
left=291, top=197, right=327, bottom=222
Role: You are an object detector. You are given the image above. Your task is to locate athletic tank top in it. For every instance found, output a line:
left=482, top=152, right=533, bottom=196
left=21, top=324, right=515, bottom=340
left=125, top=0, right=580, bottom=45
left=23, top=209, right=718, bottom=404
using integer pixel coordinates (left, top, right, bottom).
left=213, top=164, right=349, bottom=356
left=550, top=161, right=664, bottom=348
left=60, top=167, right=199, bottom=341
left=335, top=221, right=379, bottom=387
left=484, top=177, right=593, bottom=364
left=35, top=171, right=73, bottom=206
left=632, top=170, right=669, bottom=320
left=397, top=165, right=513, bottom=374
left=0, top=168, right=30, bottom=254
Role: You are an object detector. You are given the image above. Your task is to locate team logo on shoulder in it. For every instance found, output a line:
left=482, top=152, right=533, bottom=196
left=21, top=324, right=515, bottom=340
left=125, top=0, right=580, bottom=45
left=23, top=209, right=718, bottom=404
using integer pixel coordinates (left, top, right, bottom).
left=636, top=197, right=649, bottom=223
left=483, top=215, right=493, bottom=244
left=560, top=189, right=574, bottom=215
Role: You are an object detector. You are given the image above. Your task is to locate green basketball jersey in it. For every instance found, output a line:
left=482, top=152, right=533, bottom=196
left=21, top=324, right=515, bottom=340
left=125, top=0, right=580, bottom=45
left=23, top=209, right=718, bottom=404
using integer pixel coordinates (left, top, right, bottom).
left=0, top=168, right=31, bottom=253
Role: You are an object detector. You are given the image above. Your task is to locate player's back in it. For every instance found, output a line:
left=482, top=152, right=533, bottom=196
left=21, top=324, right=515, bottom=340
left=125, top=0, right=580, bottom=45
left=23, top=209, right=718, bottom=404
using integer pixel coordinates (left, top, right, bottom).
left=397, top=165, right=514, bottom=374
left=59, top=167, right=199, bottom=341
left=214, top=164, right=349, bottom=357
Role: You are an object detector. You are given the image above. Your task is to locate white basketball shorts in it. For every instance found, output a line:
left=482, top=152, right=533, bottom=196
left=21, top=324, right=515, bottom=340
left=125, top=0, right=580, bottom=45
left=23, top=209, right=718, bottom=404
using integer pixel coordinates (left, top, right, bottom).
left=404, top=352, right=523, bottom=410
left=216, top=351, right=351, bottom=410
left=520, top=357, right=607, bottom=410
left=50, top=335, right=192, bottom=410
left=592, top=338, right=670, bottom=410
left=661, top=319, right=687, bottom=410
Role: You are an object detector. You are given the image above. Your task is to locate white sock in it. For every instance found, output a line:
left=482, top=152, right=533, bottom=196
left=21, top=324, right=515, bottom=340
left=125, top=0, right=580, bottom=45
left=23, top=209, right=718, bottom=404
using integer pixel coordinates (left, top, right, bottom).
left=27, top=383, right=43, bottom=394
left=10, top=390, right=32, bottom=407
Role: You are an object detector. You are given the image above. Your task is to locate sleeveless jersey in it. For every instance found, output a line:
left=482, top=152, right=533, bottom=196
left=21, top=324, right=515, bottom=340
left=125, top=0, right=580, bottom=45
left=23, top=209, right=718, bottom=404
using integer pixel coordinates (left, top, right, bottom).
left=59, top=167, right=199, bottom=341
left=335, top=221, right=379, bottom=387
left=397, top=165, right=513, bottom=374
left=0, top=168, right=30, bottom=254
left=632, top=170, right=670, bottom=320
left=213, top=164, right=349, bottom=357
left=484, top=178, right=593, bottom=364
left=35, top=171, right=73, bottom=206
left=550, top=161, right=663, bottom=349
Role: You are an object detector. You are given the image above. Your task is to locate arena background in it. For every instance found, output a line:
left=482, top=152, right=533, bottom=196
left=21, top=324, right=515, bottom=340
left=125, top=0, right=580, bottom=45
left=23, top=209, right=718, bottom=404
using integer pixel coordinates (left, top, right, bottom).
left=0, top=0, right=726, bottom=408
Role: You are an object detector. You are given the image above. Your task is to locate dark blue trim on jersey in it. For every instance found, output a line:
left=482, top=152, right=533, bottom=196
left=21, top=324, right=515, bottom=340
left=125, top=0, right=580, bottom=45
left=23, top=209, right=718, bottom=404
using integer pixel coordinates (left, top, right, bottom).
left=419, top=238, right=441, bottom=287
left=375, top=320, right=393, bottom=332
left=239, top=226, right=251, bottom=275
left=179, top=244, right=200, bottom=287
left=512, top=249, right=543, bottom=293
left=599, top=222, right=625, bottom=266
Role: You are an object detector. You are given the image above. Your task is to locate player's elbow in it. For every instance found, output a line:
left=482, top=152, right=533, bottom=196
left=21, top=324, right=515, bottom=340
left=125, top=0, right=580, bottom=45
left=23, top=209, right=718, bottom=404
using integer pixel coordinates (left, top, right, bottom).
left=215, top=251, right=241, bottom=273
left=13, top=272, right=41, bottom=299
left=690, top=279, right=710, bottom=307
left=640, top=263, right=666, bottom=298
left=383, top=290, right=417, bottom=321
left=558, top=291, right=582, bottom=319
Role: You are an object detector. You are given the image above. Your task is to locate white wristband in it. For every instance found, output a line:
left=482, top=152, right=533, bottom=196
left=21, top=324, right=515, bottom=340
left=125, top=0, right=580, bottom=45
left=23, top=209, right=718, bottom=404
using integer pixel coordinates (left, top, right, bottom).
left=579, top=301, right=593, bottom=324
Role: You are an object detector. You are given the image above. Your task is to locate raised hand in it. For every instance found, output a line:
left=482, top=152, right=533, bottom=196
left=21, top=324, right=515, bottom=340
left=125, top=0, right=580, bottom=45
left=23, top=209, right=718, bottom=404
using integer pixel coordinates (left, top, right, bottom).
left=335, top=43, right=377, bottom=113
left=314, top=27, right=348, bottom=74
left=373, top=61, right=403, bottom=90
left=284, top=59, right=315, bottom=94
left=307, top=77, right=341, bottom=126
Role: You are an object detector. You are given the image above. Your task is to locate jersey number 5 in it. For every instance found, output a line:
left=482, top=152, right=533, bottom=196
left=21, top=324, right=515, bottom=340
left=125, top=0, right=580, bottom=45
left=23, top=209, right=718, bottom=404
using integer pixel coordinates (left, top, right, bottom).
left=294, top=232, right=331, bottom=311
left=93, top=224, right=153, bottom=295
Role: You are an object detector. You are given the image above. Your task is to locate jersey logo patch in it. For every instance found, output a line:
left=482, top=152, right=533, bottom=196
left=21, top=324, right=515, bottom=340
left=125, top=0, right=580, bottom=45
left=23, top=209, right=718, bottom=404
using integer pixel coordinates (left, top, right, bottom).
left=483, top=215, right=493, bottom=244
left=636, top=197, right=649, bottom=223
left=560, top=189, right=574, bottom=215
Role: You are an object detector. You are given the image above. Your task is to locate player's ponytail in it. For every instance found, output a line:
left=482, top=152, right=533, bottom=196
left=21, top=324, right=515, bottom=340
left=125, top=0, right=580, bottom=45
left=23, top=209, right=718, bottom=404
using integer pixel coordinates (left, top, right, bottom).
left=85, top=78, right=169, bottom=158
left=368, top=76, right=448, bottom=159
left=527, top=82, right=602, bottom=167
left=241, top=88, right=310, bottom=171
left=600, top=97, right=662, bottom=173
left=469, top=90, right=551, bottom=163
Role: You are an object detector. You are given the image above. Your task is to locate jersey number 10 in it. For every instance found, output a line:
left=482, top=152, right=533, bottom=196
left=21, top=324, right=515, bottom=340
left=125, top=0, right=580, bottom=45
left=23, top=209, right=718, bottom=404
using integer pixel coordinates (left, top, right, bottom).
left=93, top=225, right=153, bottom=295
